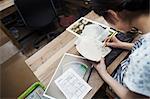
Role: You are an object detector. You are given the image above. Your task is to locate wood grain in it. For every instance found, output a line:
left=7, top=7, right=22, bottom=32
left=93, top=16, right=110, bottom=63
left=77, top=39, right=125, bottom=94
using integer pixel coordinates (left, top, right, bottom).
left=0, top=28, right=9, bottom=46
left=0, top=0, right=14, bottom=11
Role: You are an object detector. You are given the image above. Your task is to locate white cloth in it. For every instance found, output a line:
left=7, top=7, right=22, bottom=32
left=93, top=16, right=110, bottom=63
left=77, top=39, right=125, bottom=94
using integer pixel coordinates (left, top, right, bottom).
left=123, top=33, right=150, bottom=97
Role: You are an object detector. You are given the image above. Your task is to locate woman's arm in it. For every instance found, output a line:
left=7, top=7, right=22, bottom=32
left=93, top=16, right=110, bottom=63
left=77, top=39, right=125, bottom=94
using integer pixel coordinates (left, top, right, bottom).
left=100, top=71, right=146, bottom=99
left=118, top=42, right=134, bottom=50
left=94, top=58, right=147, bottom=99
left=105, top=36, right=134, bottom=50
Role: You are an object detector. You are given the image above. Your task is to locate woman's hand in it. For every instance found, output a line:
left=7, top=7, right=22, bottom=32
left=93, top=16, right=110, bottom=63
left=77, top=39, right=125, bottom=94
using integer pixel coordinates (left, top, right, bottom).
left=93, top=58, right=147, bottom=99
left=105, top=36, right=123, bottom=48
left=105, top=36, right=134, bottom=50
left=93, top=58, right=108, bottom=76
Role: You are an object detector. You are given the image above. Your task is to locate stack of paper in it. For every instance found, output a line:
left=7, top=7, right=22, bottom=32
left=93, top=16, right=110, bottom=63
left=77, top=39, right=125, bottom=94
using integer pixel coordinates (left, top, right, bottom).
left=75, top=24, right=111, bottom=62
left=66, top=17, right=115, bottom=61
left=55, top=68, right=92, bottom=99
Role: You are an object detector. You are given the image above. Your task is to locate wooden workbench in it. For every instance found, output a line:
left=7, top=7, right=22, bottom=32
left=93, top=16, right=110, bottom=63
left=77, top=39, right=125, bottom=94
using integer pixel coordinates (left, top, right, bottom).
left=0, top=0, right=14, bottom=12
left=25, top=11, right=130, bottom=99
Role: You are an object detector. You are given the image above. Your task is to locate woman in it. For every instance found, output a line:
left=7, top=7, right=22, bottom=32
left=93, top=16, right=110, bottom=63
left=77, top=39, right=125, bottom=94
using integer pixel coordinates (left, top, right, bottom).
left=92, top=0, right=150, bottom=98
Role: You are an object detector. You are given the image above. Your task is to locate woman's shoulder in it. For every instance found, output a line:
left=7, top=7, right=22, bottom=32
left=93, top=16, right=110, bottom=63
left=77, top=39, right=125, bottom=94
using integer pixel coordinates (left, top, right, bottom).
left=142, top=32, right=150, bottom=41
left=131, top=32, right=150, bottom=51
left=141, top=32, right=150, bottom=47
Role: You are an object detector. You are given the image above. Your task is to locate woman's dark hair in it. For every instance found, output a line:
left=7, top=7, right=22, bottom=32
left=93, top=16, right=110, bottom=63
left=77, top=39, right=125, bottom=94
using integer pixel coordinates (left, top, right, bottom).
left=92, top=0, right=149, bottom=16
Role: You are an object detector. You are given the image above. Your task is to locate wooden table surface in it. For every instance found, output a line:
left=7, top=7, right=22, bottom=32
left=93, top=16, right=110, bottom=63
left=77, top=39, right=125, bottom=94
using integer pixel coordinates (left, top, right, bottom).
left=0, top=0, right=14, bottom=11
left=25, top=11, right=130, bottom=99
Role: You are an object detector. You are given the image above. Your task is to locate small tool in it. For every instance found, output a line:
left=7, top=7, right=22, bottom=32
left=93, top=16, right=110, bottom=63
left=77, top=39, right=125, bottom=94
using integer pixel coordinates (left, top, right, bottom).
left=87, top=65, right=94, bottom=83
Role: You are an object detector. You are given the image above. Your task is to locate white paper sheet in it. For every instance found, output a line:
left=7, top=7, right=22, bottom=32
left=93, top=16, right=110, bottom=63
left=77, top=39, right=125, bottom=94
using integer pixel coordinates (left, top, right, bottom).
left=55, top=68, right=92, bottom=99
left=76, top=37, right=111, bottom=62
left=66, top=17, right=117, bottom=61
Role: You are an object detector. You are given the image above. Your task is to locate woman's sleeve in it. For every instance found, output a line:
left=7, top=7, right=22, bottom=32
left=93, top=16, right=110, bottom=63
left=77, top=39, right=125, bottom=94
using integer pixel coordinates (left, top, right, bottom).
left=123, top=39, right=150, bottom=97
